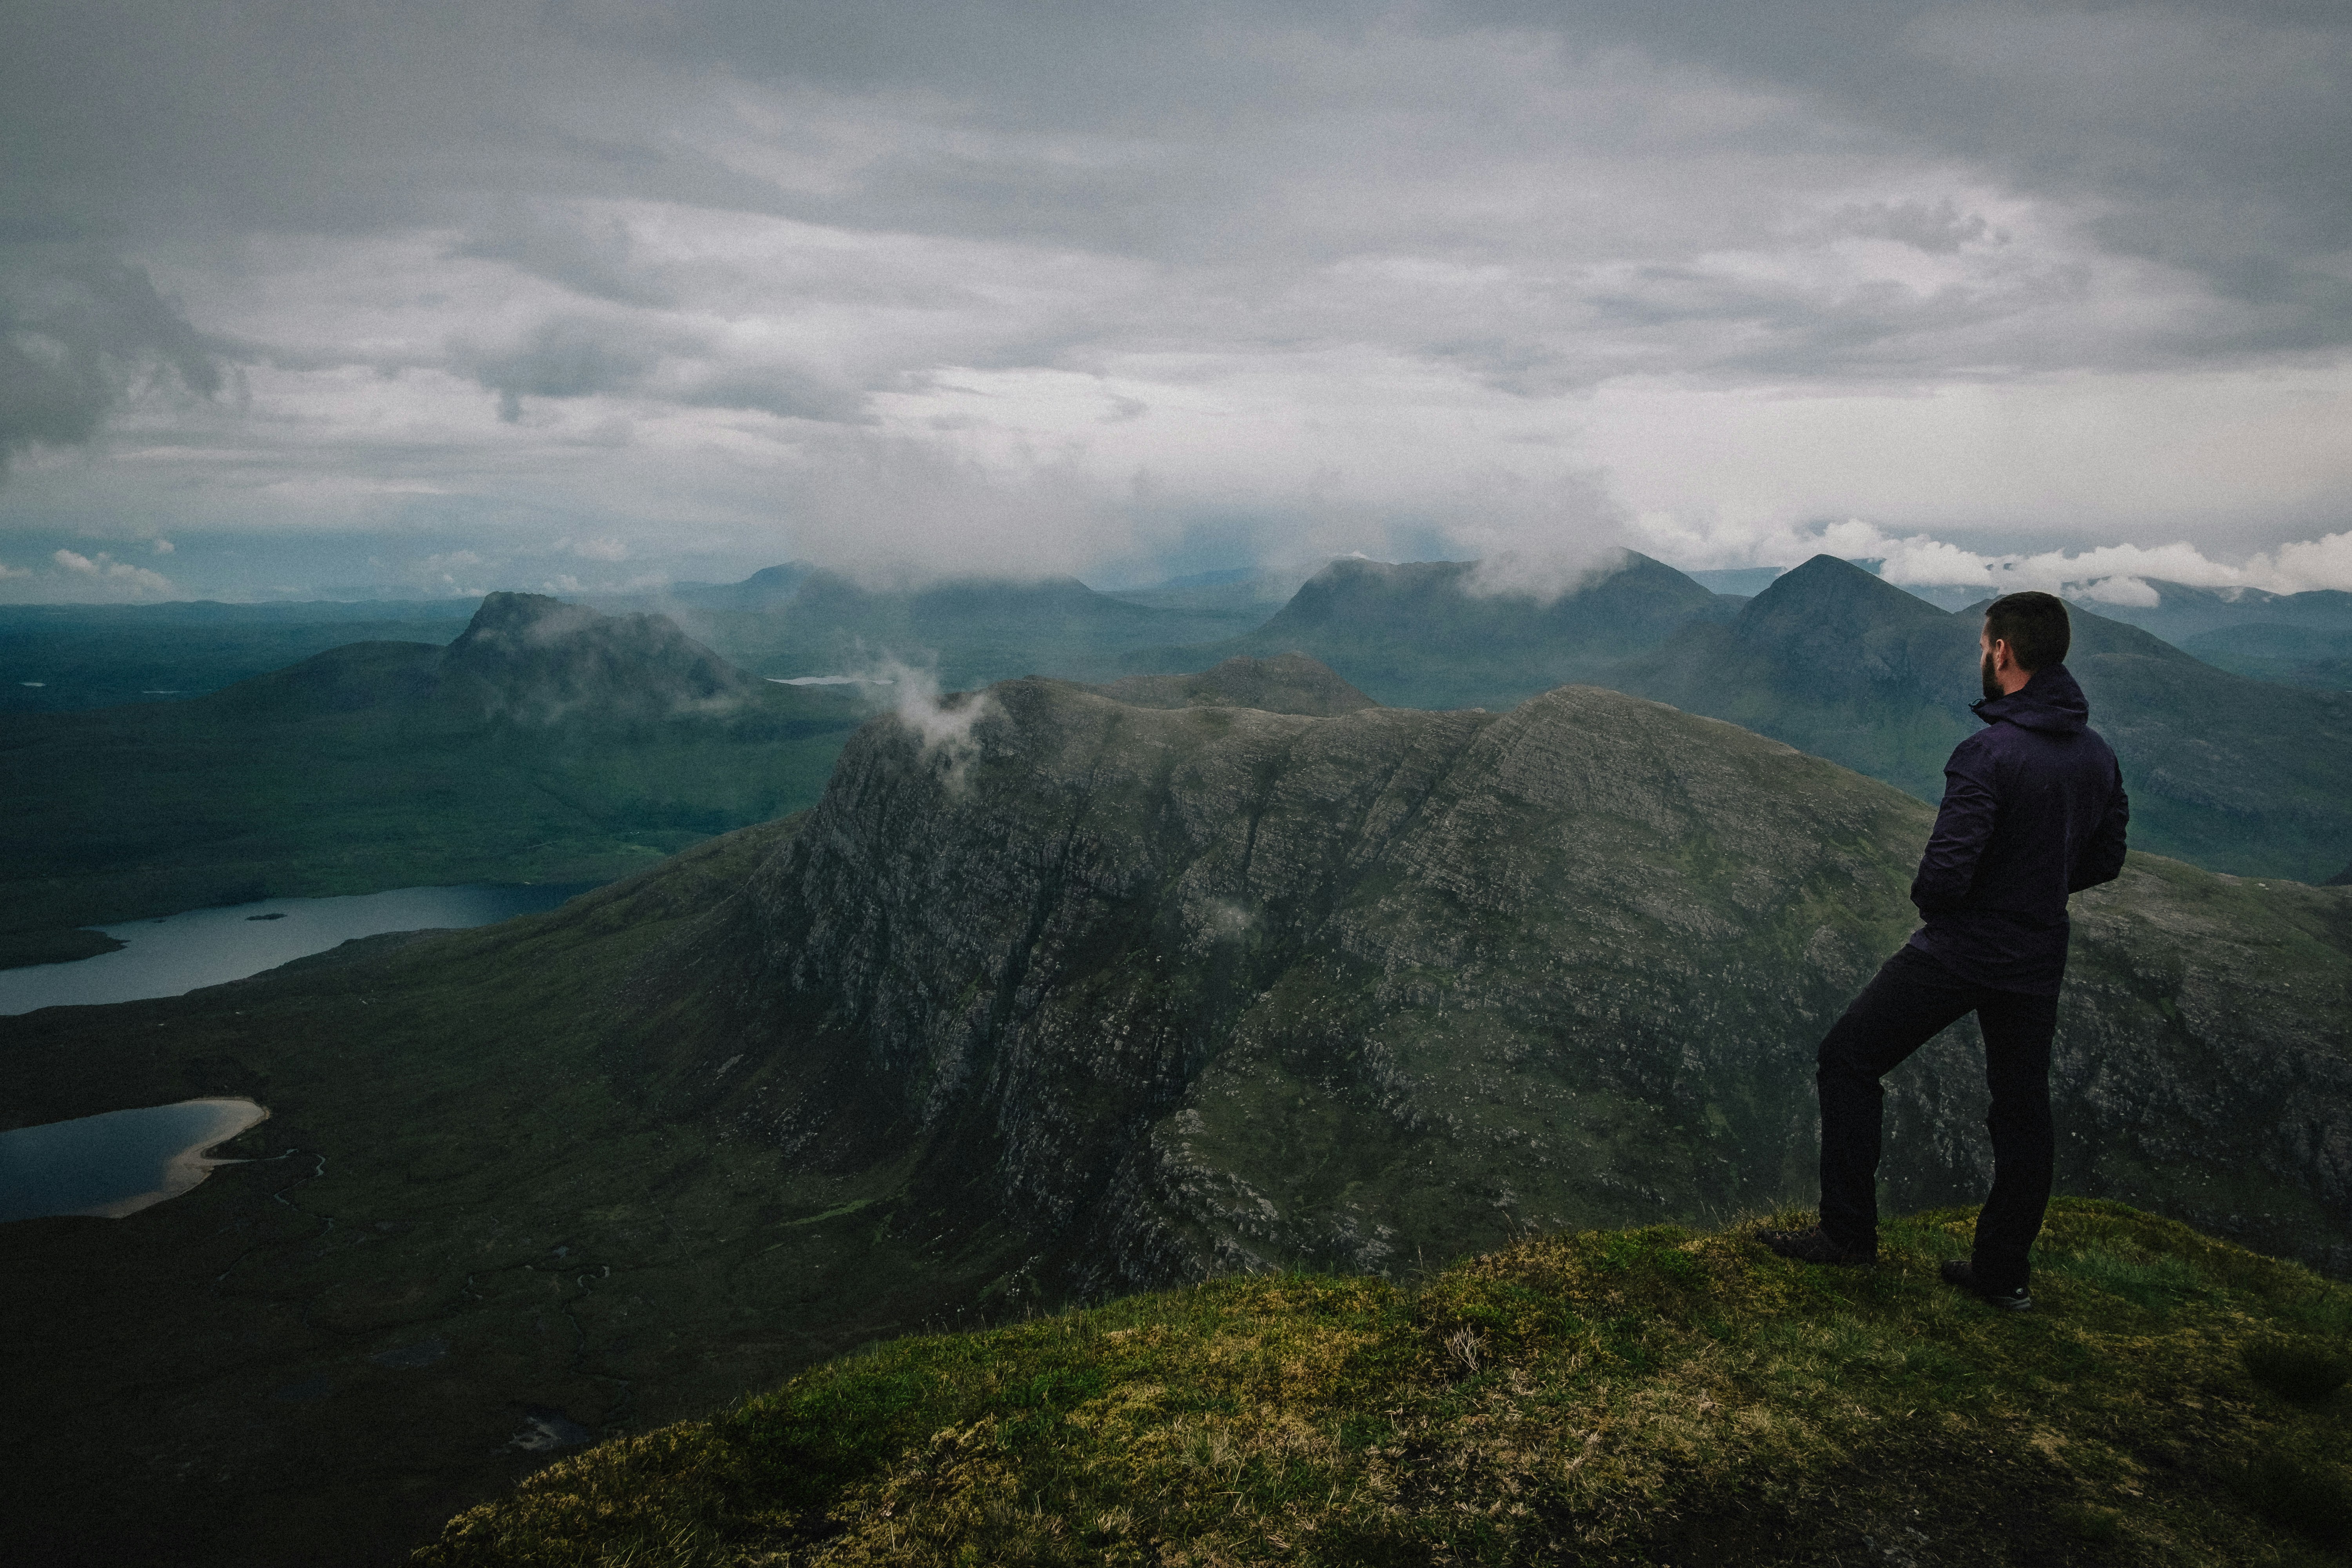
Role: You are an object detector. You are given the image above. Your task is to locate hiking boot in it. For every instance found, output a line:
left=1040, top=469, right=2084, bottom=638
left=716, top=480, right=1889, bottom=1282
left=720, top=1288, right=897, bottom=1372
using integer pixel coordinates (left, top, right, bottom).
left=1757, top=1225, right=1875, bottom=1267
left=1940, top=1259, right=2032, bottom=1312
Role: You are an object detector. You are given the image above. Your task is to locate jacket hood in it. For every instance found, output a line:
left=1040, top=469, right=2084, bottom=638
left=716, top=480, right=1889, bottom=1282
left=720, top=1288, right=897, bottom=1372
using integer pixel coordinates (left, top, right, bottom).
left=1973, top=662, right=2089, bottom=735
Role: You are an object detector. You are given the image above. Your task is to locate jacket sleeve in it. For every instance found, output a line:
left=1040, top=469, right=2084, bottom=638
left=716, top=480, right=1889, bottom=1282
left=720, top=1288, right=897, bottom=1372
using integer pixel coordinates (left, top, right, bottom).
left=2070, top=759, right=2130, bottom=892
left=1911, top=741, right=1998, bottom=915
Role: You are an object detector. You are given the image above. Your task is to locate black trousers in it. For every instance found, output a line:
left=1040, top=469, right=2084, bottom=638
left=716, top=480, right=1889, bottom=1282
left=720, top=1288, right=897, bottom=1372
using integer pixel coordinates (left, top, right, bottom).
left=1816, top=944, right=2060, bottom=1290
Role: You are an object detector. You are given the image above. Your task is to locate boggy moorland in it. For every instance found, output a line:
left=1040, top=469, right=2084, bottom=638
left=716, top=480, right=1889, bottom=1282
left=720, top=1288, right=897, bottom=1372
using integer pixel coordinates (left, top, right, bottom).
left=4, top=655, right=2347, bottom=1565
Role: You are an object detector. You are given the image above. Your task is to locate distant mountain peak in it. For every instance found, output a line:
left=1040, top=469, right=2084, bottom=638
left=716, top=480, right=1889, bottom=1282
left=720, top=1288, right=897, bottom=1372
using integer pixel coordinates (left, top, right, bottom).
left=439, top=592, right=751, bottom=720
left=1737, top=554, right=1953, bottom=640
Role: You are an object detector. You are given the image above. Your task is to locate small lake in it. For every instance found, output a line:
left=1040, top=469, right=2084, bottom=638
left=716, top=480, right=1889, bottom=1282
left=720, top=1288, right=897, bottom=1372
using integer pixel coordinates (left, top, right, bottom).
left=0, top=1098, right=269, bottom=1222
left=0, top=884, right=593, bottom=1017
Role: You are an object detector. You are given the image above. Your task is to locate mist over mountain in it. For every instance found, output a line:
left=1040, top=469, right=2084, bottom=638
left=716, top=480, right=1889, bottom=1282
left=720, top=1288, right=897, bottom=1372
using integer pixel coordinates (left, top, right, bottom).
left=0, top=593, right=859, bottom=968
left=620, top=566, right=1268, bottom=691
left=437, top=592, right=753, bottom=721
left=2082, top=579, right=2352, bottom=643
left=1118, top=552, right=1729, bottom=709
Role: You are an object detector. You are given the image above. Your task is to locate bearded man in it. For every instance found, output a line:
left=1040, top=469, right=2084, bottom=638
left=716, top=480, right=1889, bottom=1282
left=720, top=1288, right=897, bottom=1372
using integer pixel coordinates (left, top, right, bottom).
left=1761, top=590, right=2130, bottom=1310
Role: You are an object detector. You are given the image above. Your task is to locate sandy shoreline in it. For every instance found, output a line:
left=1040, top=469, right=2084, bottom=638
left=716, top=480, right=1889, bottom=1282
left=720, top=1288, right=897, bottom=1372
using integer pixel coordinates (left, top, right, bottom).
left=85, top=1098, right=272, bottom=1218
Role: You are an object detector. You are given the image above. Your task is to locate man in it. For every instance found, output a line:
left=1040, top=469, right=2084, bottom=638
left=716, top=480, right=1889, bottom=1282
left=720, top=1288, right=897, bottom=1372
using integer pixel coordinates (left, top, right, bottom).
left=1760, top=590, right=2129, bottom=1310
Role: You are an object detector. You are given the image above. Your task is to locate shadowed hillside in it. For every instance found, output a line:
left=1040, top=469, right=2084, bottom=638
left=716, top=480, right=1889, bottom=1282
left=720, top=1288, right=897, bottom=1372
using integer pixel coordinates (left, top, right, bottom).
left=0, top=592, right=862, bottom=967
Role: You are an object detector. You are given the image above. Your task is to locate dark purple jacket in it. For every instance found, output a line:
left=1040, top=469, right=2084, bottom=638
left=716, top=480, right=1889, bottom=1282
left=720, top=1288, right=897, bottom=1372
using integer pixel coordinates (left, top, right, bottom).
left=1906, top=663, right=2129, bottom=995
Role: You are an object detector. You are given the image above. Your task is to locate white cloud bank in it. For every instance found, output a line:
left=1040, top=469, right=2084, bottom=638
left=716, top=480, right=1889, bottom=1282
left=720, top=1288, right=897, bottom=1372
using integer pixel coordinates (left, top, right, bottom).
left=44, top=548, right=178, bottom=599
left=1631, top=516, right=2352, bottom=598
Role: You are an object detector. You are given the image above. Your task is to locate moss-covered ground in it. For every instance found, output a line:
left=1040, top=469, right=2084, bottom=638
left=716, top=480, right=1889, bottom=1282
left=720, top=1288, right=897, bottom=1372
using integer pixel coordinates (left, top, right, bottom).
left=419, top=1199, right=2351, bottom=1566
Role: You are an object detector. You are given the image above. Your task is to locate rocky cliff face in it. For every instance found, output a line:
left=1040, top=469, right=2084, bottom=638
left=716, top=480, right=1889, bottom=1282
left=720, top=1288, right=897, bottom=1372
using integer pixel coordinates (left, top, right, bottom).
left=684, top=668, right=2352, bottom=1288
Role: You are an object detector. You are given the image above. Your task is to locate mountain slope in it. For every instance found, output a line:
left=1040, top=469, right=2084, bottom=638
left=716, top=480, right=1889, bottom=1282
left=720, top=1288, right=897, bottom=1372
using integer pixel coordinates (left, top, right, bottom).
left=0, top=593, right=862, bottom=966
left=1612, top=555, right=2352, bottom=880
left=1093, top=651, right=1377, bottom=716
left=2180, top=622, right=2352, bottom=691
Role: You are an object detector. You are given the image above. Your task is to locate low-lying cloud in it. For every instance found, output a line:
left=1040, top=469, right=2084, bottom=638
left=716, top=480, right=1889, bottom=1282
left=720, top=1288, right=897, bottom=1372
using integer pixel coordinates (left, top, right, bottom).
left=1642, top=515, right=2352, bottom=599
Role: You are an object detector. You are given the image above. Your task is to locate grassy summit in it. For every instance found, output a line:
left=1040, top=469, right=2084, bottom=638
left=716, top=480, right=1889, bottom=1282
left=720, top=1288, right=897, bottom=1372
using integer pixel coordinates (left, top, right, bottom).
left=421, top=1199, right=2351, bottom=1566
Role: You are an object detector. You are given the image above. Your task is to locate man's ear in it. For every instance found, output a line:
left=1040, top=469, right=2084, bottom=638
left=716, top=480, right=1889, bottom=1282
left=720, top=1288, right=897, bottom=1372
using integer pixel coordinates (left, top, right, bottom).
left=1989, top=637, right=2015, bottom=670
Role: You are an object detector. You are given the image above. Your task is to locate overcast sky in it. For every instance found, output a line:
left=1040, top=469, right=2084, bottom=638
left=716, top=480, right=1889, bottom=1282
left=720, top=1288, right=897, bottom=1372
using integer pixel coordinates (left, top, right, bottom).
left=4, top=0, right=2350, bottom=602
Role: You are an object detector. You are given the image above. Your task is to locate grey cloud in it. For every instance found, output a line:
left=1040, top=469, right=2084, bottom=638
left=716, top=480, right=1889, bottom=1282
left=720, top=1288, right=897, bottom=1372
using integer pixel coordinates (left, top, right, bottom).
left=454, top=313, right=870, bottom=425
left=0, top=258, right=222, bottom=470
left=10, top=1, right=2349, bottom=368
left=1461, top=0, right=2352, bottom=348
left=451, top=207, right=677, bottom=309
left=1830, top=199, right=1997, bottom=254
left=457, top=316, right=681, bottom=422
left=678, top=367, right=871, bottom=424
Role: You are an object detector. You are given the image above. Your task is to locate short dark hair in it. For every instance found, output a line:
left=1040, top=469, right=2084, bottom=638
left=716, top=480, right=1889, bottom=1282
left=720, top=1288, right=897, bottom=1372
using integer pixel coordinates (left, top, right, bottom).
left=1984, top=591, right=2070, bottom=672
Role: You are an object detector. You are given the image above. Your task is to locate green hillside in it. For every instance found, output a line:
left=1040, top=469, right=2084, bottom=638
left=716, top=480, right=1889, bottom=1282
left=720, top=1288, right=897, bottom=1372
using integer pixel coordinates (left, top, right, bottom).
left=2182, top=623, right=2352, bottom=692
left=421, top=1199, right=2352, bottom=1567
left=0, top=598, right=479, bottom=711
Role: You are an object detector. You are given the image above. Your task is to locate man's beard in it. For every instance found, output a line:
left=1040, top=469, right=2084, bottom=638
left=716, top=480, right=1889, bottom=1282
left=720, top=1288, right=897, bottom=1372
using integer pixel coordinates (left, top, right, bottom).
left=1982, top=652, right=2004, bottom=703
